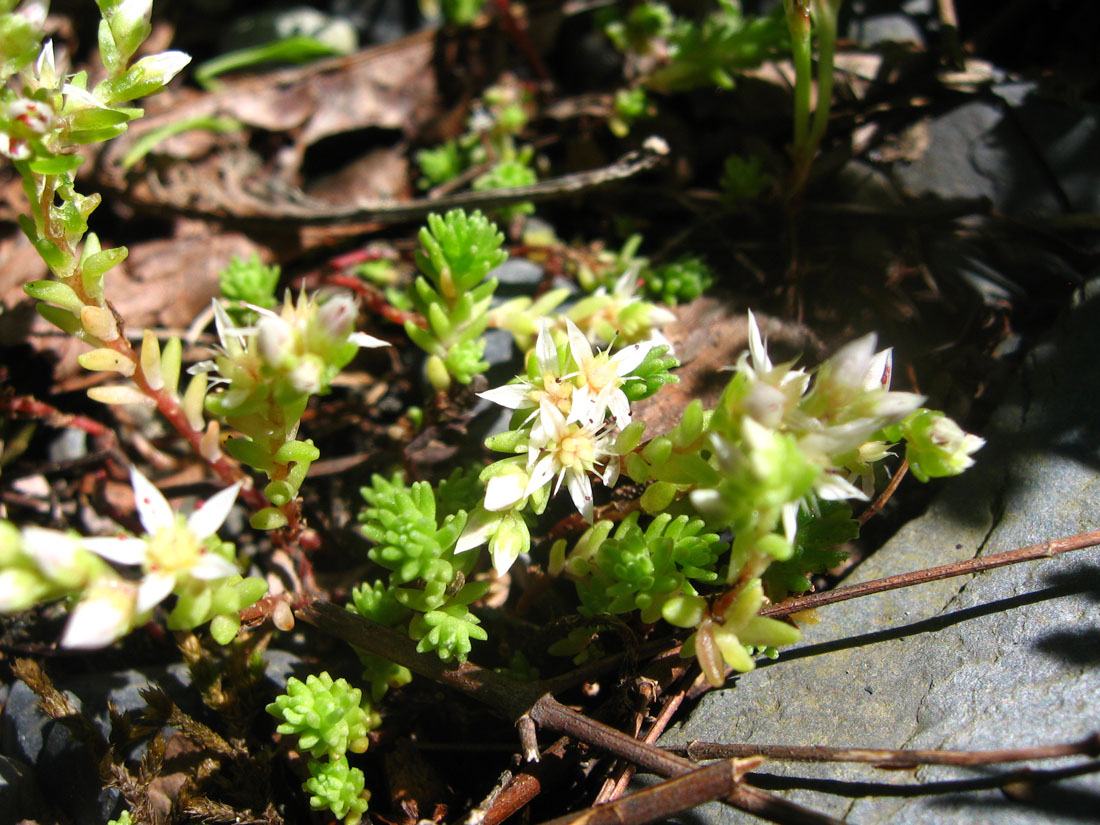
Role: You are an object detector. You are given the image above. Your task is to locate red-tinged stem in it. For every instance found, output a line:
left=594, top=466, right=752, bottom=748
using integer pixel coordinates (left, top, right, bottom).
left=2, top=395, right=117, bottom=441
left=762, top=528, right=1100, bottom=618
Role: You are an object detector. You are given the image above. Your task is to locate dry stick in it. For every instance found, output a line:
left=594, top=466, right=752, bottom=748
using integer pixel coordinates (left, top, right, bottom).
left=527, top=693, right=844, bottom=825
left=298, top=601, right=843, bottom=825
left=532, top=757, right=765, bottom=825
left=673, top=734, right=1100, bottom=767
left=760, top=527, right=1100, bottom=618
left=858, top=459, right=908, bottom=525
left=596, top=669, right=693, bottom=804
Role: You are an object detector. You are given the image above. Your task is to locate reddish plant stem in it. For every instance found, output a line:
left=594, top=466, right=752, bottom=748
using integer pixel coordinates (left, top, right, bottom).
left=2, top=395, right=117, bottom=442
left=761, top=528, right=1100, bottom=618
left=493, top=0, right=551, bottom=84
left=319, top=272, right=426, bottom=329
left=672, top=733, right=1100, bottom=767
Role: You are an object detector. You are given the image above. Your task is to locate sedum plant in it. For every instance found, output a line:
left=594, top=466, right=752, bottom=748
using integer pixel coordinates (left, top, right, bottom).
left=0, top=466, right=267, bottom=646
left=454, top=307, right=982, bottom=687
left=8, top=0, right=190, bottom=408
left=415, top=76, right=537, bottom=216
left=218, top=251, right=281, bottom=323
left=404, top=209, right=507, bottom=392
left=600, top=0, right=788, bottom=93
left=643, top=255, right=716, bottom=306
left=199, top=292, right=388, bottom=530
left=267, top=672, right=378, bottom=825
left=353, top=473, right=489, bottom=668
left=0, top=4, right=994, bottom=821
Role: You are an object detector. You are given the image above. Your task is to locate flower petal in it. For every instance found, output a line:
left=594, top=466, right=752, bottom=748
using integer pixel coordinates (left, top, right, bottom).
left=539, top=397, right=567, bottom=435
left=21, top=526, right=83, bottom=570
left=865, top=348, right=893, bottom=390
left=601, top=455, right=621, bottom=488
left=136, top=571, right=177, bottom=614
left=455, top=508, right=498, bottom=554
left=781, top=501, right=800, bottom=544
left=60, top=580, right=137, bottom=649
left=564, top=318, right=594, bottom=371
left=484, top=472, right=527, bottom=511
left=610, top=340, right=654, bottom=376
left=82, top=536, right=148, bottom=566
left=814, top=472, right=868, bottom=501
left=605, top=388, right=633, bottom=429
left=566, top=470, right=594, bottom=523
left=534, top=322, right=558, bottom=375
left=478, top=382, right=532, bottom=410
left=187, top=481, right=242, bottom=539
left=524, top=454, right=557, bottom=498
left=130, top=467, right=174, bottom=535
left=746, top=310, right=773, bottom=373
left=191, top=553, right=240, bottom=580
left=348, top=332, right=390, bottom=349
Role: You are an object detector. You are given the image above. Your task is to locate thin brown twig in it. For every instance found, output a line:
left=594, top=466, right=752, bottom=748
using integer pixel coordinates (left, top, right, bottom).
left=858, top=459, right=908, bottom=524
left=672, top=733, right=1100, bottom=767
left=760, top=527, right=1100, bottom=618
left=597, top=668, right=693, bottom=804
left=532, top=757, right=765, bottom=825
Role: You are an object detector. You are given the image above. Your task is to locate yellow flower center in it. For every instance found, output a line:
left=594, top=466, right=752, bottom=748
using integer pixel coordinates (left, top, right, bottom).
left=578, top=353, right=619, bottom=396
left=557, top=428, right=596, bottom=470
left=533, top=371, right=574, bottom=415
left=145, top=519, right=201, bottom=573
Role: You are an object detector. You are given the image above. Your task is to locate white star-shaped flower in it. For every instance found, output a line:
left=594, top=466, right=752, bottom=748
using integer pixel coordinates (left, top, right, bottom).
left=83, top=467, right=242, bottom=615
left=524, top=400, right=620, bottom=523
left=563, top=318, right=653, bottom=428
left=478, top=321, right=574, bottom=422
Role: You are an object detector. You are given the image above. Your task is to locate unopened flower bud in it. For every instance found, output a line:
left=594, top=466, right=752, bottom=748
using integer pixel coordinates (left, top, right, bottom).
left=289, top=354, right=323, bottom=395
left=257, top=315, right=294, bottom=367
left=316, top=294, right=357, bottom=340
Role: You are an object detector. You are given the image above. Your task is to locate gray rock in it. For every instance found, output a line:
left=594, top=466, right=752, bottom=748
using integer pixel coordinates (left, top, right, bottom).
left=491, top=258, right=544, bottom=291
left=0, top=664, right=193, bottom=825
left=891, top=82, right=1100, bottom=219
left=483, top=327, right=517, bottom=369
left=990, top=83, right=1100, bottom=214
left=48, top=426, right=88, bottom=464
left=849, top=13, right=925, bottom=49
left=652, top=280, right=1100, bottom=823
left=892, top=98, right=1063, bottom=216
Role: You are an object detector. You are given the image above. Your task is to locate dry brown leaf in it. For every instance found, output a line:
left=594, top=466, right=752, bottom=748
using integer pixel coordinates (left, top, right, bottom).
left=101, top=31, right=437, bottom=216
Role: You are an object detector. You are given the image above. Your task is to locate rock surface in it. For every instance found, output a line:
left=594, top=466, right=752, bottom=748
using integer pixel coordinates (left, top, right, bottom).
left=652, top=279, right=1100, bottom=823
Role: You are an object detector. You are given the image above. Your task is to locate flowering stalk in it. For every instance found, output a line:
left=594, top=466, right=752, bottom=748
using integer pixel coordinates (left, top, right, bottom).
left=2, top=2, right=258, bottom=492
left=552, top=311, right=983, bottom=686
left=458, top=318, right=678, bottom=573
left=199, top=293, right=388, bottom=531
left=784, top=0, right=844, bottom=195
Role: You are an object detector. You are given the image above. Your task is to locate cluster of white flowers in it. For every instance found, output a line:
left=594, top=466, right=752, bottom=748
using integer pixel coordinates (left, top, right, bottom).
left=457, top=320, right=659, bottom=571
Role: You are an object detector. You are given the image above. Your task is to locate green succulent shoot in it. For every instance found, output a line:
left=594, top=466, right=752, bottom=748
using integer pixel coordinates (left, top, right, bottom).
left=304, top=756, right=371, bottom=825
left=266, top=672, right=379, bottom=760
left=404, top=209, right=507, bottom=391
